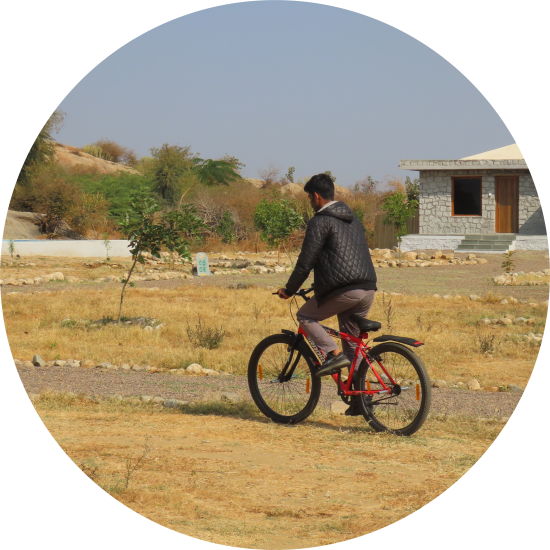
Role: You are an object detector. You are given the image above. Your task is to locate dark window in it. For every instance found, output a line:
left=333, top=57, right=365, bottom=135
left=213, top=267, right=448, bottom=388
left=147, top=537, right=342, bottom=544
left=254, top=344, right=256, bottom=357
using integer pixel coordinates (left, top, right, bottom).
left=453, top=177, right=481, bottom=215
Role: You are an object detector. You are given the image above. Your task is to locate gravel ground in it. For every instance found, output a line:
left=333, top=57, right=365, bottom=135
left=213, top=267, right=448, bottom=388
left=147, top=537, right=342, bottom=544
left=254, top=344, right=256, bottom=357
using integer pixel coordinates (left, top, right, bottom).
left=17, top=364, right=522, bottom=419
left=3, top=250, right=548, bottom=301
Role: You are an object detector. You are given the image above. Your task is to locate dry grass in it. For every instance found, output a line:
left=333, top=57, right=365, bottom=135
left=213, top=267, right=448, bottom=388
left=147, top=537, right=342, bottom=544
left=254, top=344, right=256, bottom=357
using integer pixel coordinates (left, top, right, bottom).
left=2, top=280, right=545, bottom=387
left=34, top=393, right=503, bottom=549
left=6, top=253, right=544, bottom=547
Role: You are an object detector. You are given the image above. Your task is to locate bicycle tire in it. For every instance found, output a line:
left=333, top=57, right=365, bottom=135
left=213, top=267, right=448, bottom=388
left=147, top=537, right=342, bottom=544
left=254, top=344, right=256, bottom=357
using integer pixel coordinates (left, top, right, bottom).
left=248, top=333, right=321, bottom=424
left=357, top=342, right=431, bottom=436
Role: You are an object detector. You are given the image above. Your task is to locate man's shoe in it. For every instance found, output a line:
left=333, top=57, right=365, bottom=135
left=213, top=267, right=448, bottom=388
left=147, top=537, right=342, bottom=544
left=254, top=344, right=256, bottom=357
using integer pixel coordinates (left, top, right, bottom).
left=316, top=352, right=351, bottom=377
left=345, top=398, right=363, bottom=416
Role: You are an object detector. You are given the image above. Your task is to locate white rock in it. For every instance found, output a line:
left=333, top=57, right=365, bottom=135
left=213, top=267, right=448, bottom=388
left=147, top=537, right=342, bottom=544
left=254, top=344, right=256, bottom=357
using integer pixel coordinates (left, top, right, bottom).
left=186, top=363, right=204, bottom=374
left=497, top=318, right=513, bottom=326
left=467, top=378, right=481, bottom=391
left=32, top=355, right=46, bottom=367
left=202, top=368, right=220, bottom=376
left=46, top=272, right=65, bottom=281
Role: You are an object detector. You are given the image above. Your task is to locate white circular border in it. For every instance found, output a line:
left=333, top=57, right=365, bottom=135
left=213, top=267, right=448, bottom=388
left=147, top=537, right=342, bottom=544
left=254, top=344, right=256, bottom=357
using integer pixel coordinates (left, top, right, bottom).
left=1, top=2, right=548, bottom=549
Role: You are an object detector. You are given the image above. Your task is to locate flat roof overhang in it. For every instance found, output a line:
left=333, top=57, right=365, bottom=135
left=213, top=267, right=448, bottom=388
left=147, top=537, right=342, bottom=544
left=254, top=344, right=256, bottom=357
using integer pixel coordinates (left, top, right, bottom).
left=399, top=159, right=528, bottom=170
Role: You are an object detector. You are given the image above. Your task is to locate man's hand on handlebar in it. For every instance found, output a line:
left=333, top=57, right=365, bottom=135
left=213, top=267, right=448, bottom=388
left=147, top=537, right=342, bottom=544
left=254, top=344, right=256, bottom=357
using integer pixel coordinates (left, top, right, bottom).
left=276, top=288, right=290, bottom=299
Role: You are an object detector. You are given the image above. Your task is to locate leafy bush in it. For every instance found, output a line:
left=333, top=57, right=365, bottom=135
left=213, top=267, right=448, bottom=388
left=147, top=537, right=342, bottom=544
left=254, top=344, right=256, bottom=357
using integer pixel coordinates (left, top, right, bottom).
left=186, top=316, right=225, bottom=349
left=382, top=191, right=418, bottom=246
left=78, top=173, right=156, bottom=221
left=83, top=139, right=137, bottom=166
left=254, top=198, right=304, bottom=247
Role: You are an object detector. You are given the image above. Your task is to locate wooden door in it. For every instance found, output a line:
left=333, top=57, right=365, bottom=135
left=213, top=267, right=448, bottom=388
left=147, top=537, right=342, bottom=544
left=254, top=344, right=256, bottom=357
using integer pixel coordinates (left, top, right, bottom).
left=495, top=176, right=519, bottom=233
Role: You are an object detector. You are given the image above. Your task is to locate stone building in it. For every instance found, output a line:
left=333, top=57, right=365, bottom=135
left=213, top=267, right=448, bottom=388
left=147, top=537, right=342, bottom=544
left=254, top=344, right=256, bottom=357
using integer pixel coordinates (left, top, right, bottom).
left=399, top=144, right=547, bottom=251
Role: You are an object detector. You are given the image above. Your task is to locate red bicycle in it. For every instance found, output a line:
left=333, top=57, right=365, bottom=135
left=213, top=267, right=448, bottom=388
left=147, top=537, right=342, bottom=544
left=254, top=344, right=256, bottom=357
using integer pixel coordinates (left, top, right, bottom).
left=247, top=287, right=431, bottom=435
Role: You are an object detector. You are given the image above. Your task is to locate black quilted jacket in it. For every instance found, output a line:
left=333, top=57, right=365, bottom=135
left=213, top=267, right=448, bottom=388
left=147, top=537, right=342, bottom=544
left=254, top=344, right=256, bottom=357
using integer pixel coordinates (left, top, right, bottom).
left=285, top=201, right=377, bottom=303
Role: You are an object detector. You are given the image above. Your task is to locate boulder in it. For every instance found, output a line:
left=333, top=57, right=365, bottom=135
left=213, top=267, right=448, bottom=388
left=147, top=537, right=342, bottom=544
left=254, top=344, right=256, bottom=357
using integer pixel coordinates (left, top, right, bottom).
left=202, top=368, right=220, bottom=376
left=497, top=317, right=513, bottom=326
left=402, top=251, right=417, bottom=261
left=186, top=363, right=204, bottom=374
left=45, top=272, right=65, bottom=281
left=32, top=355, right=46, bottom=367
left=467, top=378, right=481, bottom=390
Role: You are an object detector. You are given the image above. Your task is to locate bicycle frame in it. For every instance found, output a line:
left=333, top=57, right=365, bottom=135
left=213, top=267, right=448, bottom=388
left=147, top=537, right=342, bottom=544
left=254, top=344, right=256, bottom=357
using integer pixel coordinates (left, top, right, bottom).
left=297, top=325, right=397, bottom=397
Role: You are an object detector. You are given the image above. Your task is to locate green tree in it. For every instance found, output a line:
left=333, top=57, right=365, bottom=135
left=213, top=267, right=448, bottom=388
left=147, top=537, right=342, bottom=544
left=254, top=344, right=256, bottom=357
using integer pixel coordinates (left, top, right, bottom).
left=82, top=139, right=137, bottom=166
left=254, top=198, right=303, bottom=248
left=216, top=210, right=237, bottom=243
left=117, top=196, right=194, bottom=320
left=192, top=157, right=242, bottom=188
left=285, top=166, right=296, bottom=183
left=382, top=191, right=418, bottom=250
left=149, top=144, right=243, bottom=205
left=323, top=170, right=336, bottom=183
left=405, top=176, right=420, bottom=202
left=17, top=110, right=64, bottom=187
left=150, top=144, right=195, bottom=204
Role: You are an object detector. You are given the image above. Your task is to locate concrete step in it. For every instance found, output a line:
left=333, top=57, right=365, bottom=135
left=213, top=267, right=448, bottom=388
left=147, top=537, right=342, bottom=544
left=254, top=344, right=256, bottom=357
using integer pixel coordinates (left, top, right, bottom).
left=456, top=244, right=511, bottom=251
left=458, top=233, right=515, bottom=252
left=462, top=235, right=515, bottom=242
left=459, top=241, right=513, bottom=246
left=455, top=249, right=512, bottom=254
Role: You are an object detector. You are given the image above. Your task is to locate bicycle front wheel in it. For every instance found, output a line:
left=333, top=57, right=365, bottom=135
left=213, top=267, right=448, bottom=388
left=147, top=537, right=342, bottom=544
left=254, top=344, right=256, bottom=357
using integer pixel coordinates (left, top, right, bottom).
left=357, top=342, right=431, bottom=436
left=248, top=333, right=321, bottom=424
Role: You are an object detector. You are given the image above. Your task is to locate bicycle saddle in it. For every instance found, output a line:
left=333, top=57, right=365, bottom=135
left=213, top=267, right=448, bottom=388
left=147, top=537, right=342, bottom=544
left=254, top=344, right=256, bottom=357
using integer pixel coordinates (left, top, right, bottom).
left=349, top=314, right=381, bottom=333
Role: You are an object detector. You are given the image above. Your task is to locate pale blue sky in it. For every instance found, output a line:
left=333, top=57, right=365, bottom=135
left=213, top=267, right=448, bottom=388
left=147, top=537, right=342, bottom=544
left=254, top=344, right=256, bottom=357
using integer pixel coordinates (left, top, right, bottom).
left=55, top=1, right=513, bottom=186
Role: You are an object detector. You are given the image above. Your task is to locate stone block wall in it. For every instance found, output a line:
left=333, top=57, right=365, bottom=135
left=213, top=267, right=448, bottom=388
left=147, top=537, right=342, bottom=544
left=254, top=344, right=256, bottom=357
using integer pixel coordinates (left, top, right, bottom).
left=418, top=169, right=544, bottom=235
left=518, top=174, right=546, bottom=234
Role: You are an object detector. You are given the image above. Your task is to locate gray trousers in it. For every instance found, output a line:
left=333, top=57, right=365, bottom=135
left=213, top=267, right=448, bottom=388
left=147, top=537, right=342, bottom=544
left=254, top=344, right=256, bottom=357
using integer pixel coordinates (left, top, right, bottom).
left=297, top=289, right=376, bottom=361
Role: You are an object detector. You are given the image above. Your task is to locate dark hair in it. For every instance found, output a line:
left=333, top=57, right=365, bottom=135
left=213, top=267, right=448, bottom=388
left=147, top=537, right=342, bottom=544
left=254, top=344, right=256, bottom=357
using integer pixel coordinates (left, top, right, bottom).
left=304, top=173, right=335, bottom=200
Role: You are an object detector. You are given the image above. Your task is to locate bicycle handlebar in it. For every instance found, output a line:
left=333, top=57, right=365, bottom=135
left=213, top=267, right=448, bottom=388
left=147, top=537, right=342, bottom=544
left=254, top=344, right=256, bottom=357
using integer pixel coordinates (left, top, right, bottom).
left=272, top=287, right=313, bottom=300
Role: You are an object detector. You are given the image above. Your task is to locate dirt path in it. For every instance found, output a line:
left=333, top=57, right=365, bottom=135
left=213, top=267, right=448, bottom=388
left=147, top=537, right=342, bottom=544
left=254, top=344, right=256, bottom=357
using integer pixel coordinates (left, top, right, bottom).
left=17, top=364, right=522, bottom=419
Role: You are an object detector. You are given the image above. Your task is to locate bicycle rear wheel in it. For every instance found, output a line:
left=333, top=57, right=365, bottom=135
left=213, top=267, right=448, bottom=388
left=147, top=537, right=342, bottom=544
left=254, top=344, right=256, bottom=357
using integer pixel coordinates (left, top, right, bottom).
left=248, top=333, right=321, bottom=424
left=357, top=342, right=431, bottom=436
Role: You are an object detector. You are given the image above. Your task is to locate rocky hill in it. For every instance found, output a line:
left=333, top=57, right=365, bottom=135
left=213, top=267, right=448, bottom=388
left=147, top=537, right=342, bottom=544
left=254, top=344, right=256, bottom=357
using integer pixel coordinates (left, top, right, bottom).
left=3, top=211, right=42, bottom=240
left=54, top=143, right=139, bottom=175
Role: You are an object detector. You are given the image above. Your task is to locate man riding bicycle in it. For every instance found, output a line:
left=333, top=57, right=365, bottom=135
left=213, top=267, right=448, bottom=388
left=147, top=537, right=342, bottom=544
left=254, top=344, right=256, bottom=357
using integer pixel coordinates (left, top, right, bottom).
left=277, top=173, right=377, bottom=414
